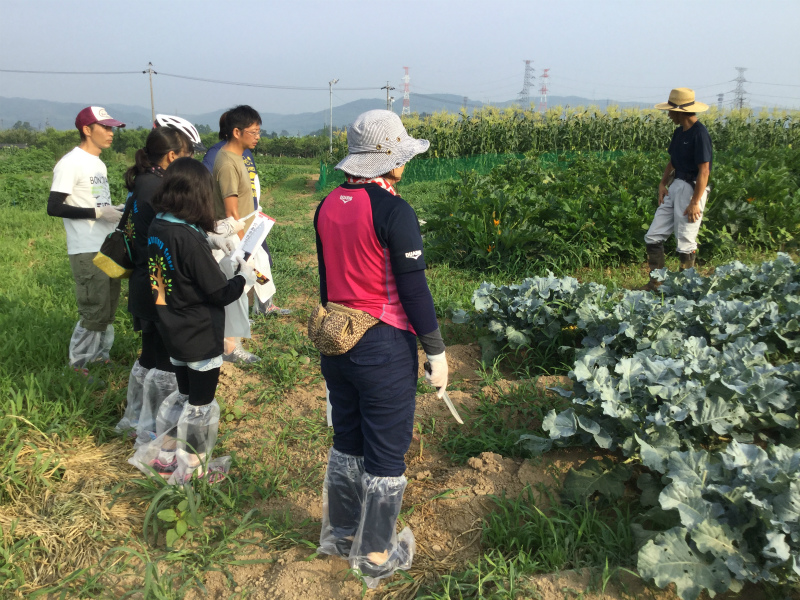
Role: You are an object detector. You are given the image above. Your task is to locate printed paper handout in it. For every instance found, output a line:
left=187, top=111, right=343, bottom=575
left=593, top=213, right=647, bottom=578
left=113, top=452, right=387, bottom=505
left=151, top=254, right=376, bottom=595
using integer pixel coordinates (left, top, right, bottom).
left=232, top=212, right=275, bottom=263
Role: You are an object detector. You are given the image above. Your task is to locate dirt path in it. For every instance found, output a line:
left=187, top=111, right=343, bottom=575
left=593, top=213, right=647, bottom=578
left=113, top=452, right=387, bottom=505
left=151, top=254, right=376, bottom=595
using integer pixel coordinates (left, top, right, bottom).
left=197, top=344, right=658, bottom=600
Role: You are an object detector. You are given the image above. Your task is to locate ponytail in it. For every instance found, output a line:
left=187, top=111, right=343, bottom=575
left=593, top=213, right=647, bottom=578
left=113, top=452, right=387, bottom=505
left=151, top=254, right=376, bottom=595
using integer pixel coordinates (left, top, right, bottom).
left=124, top=148, right=154, bottom=190
left=123, top=127, right=193, bottom=191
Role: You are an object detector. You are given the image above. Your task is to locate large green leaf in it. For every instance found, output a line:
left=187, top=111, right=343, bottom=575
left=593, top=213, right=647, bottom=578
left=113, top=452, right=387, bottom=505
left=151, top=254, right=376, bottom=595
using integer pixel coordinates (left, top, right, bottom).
left=690, top=519, right=742, bottom=562
left=562, top=457, right=631, bottom=501
left=638, top=528, right=732, bottom=600
left=659, top=481, right=720, bottom=529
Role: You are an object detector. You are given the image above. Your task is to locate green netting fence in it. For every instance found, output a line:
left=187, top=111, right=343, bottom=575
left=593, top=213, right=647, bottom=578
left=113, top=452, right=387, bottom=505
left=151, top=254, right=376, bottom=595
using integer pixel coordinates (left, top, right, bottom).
left=315, top=150, right=630, bottom=192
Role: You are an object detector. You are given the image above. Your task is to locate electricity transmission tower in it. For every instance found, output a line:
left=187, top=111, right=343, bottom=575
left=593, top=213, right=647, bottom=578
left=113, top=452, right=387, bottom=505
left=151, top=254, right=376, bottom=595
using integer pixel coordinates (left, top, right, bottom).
left=538, top=68, right=550, bottom=113
left=518, top=60, right=535, bottom=107
left=733, top=67, right=748, bottom=109
left=401, top=67, right=411, bottom=115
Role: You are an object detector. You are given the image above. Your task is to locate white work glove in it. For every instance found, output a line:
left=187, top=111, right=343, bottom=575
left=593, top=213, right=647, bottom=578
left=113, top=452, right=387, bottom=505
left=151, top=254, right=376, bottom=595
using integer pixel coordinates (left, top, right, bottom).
left=214, top=216, right=245, bottom=238
left=207, top=234, right=237, bottom=255
left=95, top=205, right=123, bottom=224
left=235, top=257, right=258, bottom=287
left=425, top=351, right=449, bottom=399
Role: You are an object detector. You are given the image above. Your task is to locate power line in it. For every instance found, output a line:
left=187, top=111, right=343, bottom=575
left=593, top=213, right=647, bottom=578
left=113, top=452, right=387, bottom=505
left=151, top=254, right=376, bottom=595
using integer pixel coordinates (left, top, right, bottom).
left=1, top=68, right=140, bottom=75
left=1, top=67, right=378, bottom=91
left=749, top=93, right=800, bottom=101
left=748, top=81, right=800, bottom=88
left=552, top=75, right=733, bottom=91
left=157, top=71, right=376, bottom=91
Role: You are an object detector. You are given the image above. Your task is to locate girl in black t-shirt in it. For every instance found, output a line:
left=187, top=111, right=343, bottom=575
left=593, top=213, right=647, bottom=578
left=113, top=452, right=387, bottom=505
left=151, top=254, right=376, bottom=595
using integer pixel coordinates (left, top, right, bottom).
left=116, top=126, right=194, bottom=441
left=140, top=158, right=258, bottom=483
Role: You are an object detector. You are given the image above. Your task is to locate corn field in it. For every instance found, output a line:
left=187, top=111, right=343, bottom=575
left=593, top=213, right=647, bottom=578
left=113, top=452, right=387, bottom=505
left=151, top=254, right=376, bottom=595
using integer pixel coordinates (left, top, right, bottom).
left=398, top=106, right=800, bottom=158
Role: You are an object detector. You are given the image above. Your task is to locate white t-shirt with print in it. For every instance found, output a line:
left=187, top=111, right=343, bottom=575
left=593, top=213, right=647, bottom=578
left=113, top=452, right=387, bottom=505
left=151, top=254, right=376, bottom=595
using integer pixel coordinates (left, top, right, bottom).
left=50, top=147, right=116, bottom=254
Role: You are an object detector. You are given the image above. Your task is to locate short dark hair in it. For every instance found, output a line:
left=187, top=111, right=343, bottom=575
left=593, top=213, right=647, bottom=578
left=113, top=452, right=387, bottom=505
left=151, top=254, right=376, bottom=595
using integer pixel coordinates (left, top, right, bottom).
left=218, top=111, right=230, bottom=141
left=151, top=158, right=216, bottom=233
left=79, top=123, right=98, bottom=142
left=125, top=127, right=193, bottom=190
left=226, top=105, right=262, bottom=136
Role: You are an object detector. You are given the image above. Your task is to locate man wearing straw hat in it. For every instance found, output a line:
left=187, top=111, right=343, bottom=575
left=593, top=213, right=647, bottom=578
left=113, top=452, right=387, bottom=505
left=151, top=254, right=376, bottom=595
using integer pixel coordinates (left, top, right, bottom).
left=641, top=88, right=713, bottom=290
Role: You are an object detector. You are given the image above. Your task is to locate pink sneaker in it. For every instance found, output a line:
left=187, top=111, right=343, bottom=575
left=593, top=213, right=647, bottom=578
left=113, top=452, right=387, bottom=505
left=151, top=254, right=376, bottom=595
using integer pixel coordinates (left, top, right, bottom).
left=150, top=456, right=177, bottom=477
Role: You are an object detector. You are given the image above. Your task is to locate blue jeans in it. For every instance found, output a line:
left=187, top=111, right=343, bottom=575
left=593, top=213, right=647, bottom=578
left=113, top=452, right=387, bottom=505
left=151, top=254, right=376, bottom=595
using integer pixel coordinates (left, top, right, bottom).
left=321, top=325, right=418, bottom=477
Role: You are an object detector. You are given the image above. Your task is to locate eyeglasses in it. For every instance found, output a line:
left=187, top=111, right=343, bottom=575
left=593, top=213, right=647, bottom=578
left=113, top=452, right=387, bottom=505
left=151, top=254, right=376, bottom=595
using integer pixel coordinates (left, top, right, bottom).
left=242, top=128, right=261, bottom=138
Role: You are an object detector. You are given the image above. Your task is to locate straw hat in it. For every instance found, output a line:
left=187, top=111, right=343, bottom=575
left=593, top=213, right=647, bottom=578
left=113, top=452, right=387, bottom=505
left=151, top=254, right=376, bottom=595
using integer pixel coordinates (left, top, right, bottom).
left=335, top=110, right=429, bottom=178
left=654, top=88, right=709, bottom=113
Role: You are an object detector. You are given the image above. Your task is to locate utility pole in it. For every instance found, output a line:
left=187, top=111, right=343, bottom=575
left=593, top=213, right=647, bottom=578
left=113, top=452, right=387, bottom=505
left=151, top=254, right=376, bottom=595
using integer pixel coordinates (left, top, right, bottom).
left=381, top=81, right=395, bottom=111
left=389, top=96, right=395, bottom=112
left=733, top=67, right=748, bottom=110
left=518, top=60, right=534, bottom=107
left=145, top=62, right=157, bottom=123
left=329, top=78, right=339, bottom=154
left=401, top=67, right=411, bottom=115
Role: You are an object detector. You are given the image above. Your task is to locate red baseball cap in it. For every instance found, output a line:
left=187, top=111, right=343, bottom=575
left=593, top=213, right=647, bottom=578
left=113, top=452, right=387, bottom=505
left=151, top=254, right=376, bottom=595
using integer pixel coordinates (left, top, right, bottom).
left=75, top=106, right=126, bottom=130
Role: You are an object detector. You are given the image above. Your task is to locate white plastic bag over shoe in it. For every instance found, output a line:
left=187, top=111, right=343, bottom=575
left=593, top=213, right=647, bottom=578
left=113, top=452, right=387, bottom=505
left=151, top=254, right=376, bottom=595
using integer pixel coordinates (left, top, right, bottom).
left=129, top=390, right=189, bottom=479
left=318, top=448, right=364, bottom=558
left=134, top=369, right=178, bottom=448
left=169, top=400, right=230, bottom=485
left=115, top=360, right=150, bottom=435
left=349, top=473, right=414, bottom=588
left=69, top=322, right=113, bottom=367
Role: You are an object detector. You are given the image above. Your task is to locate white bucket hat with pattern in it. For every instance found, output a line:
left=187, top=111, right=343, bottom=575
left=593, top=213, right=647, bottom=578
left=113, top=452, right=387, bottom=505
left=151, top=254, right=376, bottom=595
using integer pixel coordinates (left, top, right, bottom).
left=335, top=110, right=429, bottom=178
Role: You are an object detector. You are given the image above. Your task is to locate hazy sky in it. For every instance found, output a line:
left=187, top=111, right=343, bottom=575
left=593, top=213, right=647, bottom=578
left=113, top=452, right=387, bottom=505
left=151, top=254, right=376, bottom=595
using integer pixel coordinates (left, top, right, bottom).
left=2, top=0, right=799, bottom=115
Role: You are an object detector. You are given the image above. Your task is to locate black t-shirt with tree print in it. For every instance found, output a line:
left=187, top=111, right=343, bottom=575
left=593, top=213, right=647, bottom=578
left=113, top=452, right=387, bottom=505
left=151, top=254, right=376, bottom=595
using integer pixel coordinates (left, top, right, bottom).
left=147, top=217, right=245, bottom=361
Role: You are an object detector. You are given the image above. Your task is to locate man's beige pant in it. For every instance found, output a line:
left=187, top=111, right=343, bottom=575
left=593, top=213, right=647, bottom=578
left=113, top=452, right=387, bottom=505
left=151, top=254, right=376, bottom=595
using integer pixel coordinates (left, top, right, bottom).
left=644, top=179, right=708, bottom=253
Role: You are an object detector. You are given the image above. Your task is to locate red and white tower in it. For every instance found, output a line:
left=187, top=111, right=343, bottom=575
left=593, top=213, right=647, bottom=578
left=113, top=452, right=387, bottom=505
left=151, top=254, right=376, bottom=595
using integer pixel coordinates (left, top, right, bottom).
left=402, top=67, right=411, bottom=115
left=539, top=68, right=550, bottom=113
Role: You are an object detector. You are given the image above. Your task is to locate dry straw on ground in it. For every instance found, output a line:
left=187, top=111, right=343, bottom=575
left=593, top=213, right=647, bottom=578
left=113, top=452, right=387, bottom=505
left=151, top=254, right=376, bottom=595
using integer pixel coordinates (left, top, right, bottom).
left=0, top=430, right=145, bottom=592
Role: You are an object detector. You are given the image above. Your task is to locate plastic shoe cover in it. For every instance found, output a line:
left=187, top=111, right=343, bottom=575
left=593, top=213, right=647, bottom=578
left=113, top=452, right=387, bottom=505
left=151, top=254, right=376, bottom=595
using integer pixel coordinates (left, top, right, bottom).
left=168, top=400, right=225, bottom=484
left=155, top=391, right=189, bottom=441
left=129, top=428, right=178, bottom=478
left=115, top=361, right=150, bottom=434
left=318, top=448, right=365, bottom=557
left=349, top=474, right=414, bottom=588
left=69, top=322, right=105, bottom=367
left=98, top=324, right=114, bottom=362
left=134, top=369, right=178, bottom=448
left=170, top=454, right=231, bottom=485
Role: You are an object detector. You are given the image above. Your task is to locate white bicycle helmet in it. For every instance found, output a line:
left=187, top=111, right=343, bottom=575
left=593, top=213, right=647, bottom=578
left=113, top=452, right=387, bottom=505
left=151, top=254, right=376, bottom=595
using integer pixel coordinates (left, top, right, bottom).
left=154, top=114, right=206, bottom=153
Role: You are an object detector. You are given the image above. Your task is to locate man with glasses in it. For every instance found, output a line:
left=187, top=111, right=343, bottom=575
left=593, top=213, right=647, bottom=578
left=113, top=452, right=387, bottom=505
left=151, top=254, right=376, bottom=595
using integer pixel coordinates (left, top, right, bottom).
left=203, top=110, right=291, bottom=318
left=211, top=105, right=263, bottom=364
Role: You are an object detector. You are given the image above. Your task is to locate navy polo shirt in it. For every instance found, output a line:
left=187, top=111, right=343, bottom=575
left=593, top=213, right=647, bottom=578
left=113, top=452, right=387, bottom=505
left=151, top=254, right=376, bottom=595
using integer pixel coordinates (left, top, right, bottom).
left=668, top=121, right=713, bottom=179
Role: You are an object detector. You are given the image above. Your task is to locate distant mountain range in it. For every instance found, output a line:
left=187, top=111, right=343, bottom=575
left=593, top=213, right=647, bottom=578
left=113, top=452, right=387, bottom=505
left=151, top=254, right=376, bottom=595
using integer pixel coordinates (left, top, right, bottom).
left=0, top=94, right=654, bottom=136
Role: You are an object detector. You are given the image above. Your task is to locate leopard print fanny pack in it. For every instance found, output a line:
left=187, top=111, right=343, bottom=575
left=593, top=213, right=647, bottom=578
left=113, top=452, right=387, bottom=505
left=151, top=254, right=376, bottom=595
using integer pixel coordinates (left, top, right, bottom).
left=308, top=302, right=379, bottom=356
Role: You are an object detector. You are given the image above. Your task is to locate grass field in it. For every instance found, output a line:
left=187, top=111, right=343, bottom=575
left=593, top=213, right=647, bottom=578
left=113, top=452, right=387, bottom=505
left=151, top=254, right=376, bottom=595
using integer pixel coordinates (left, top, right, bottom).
left=0, top=148, right=797, bottom=600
